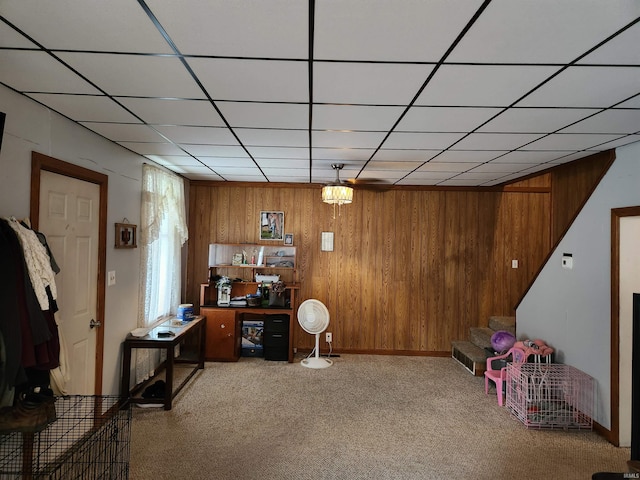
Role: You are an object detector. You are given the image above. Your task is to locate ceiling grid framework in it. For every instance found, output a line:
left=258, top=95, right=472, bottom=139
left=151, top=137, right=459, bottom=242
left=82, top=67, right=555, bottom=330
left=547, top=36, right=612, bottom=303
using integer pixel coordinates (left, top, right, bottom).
left=0, top=0, right=639, bottom=186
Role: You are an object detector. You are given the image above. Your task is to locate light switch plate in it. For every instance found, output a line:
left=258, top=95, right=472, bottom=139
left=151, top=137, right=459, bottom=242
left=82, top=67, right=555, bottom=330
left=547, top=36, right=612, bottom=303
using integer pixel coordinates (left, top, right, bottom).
left=321, top=232, right=334, bottom=251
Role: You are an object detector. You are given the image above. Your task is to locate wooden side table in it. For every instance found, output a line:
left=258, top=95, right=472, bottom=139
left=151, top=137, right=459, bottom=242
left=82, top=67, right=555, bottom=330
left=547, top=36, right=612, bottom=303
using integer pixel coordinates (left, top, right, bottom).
left=121, top=316, right=206, bottom=410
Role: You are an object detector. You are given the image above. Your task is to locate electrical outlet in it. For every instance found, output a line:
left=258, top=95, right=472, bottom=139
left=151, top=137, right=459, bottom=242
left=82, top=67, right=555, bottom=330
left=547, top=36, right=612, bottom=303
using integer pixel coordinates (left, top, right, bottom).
left=325, top=332, right=332, bottom=343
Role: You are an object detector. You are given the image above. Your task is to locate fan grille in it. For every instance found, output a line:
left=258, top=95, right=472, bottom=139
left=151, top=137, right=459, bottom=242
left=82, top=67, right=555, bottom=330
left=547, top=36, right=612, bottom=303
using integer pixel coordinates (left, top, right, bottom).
left=297, top=299, right=329, bottom=334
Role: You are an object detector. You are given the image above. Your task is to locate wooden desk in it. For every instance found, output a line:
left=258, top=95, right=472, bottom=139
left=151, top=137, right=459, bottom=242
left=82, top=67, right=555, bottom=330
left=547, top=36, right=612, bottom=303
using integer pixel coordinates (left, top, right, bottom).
left=121, top=316, right=206, bottom=410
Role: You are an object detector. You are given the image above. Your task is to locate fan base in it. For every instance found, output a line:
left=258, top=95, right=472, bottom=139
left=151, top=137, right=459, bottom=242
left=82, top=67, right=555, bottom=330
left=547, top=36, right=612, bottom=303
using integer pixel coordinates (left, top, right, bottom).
left=301, top=357, right=333, bottom=369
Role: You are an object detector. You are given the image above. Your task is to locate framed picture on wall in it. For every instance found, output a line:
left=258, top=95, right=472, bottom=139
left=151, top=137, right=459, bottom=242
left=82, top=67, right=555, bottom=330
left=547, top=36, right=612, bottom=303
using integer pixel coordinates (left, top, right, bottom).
left=260, top=211, right=284, bottom=240
left=115, top=223, right=137, bottom=248
left=284, top=233, right=294, bottom=245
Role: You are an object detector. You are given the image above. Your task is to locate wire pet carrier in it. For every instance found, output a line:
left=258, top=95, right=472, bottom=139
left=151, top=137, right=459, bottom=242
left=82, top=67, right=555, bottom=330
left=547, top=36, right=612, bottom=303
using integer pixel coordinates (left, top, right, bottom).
left=0, top=395, right=131, bottom=479
left=505, top=363, right=595, bottom=430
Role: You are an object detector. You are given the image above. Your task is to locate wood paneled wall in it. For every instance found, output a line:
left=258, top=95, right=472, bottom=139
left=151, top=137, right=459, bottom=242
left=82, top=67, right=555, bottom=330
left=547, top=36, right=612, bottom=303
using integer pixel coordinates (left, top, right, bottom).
left=185, top=152, right=613, bottom=355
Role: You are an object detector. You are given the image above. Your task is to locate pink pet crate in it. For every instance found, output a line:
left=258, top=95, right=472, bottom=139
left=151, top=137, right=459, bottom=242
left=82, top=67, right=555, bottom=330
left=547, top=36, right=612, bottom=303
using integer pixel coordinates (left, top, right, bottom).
left=505, top=363, right=595, bottom=430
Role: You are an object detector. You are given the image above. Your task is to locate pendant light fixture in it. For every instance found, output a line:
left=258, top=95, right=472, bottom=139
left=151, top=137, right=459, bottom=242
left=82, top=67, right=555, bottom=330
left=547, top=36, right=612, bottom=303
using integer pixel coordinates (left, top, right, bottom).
left=322, top=164, right=353, bottom=218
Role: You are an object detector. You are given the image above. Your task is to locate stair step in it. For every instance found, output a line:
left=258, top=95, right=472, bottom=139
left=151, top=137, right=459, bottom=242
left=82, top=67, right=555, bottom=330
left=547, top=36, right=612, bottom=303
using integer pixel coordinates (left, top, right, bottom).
left=451, top=341, right=488, bottom=376
left=489, top=316, right=516, bottom=334
left=469, top=327, right=494, bottom=350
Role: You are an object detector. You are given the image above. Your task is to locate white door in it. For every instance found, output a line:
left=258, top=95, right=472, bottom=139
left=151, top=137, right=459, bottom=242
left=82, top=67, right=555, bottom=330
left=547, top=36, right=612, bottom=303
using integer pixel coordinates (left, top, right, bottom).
left=39, top=170, right=100, bottom=395
left=619, top=216, right=640, bottom=446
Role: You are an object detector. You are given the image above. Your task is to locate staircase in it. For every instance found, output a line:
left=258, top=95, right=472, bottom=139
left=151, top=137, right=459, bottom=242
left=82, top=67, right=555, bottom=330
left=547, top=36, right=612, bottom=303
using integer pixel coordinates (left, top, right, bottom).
left=451, top=316, right=516, bottom=376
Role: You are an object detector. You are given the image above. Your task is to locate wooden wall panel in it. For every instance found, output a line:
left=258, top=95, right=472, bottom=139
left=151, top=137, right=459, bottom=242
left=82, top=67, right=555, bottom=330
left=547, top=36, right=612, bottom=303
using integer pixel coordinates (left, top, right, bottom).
left=186, top=154, right=607, bottom=355
left=551, top=150, right=615, bottom=245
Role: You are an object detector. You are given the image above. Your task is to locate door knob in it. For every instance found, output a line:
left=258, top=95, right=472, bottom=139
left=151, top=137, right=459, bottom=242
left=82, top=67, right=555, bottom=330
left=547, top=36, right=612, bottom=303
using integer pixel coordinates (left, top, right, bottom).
left=89, top=319, right=102, bottom=329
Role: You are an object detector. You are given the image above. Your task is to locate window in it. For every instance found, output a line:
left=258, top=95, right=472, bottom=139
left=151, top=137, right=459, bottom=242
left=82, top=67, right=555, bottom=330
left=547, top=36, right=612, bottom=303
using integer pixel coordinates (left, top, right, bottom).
left=138, top=164, right=188, bottom=327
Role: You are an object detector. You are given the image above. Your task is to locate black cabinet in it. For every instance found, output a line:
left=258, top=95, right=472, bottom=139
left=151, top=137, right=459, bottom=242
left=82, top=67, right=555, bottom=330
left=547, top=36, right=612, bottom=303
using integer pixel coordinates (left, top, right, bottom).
left=263, top=314, right=290, bottom=361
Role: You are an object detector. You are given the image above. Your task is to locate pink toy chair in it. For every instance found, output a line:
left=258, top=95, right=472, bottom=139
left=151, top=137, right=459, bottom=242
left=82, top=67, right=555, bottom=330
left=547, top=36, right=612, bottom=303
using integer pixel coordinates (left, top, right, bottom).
left=484, top=347, right=527, bottom=406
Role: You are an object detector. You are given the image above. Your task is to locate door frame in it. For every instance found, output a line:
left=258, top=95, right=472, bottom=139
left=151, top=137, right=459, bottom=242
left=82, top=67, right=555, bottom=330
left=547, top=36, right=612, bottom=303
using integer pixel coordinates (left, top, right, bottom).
left=29, top=151, right=108, bottom=395
left=610, top=205, right=640, bottom=445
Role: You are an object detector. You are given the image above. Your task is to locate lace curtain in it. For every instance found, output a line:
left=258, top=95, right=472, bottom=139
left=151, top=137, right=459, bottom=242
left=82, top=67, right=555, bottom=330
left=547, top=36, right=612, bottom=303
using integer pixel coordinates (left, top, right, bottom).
left=135, top=164, right=188, bottom=385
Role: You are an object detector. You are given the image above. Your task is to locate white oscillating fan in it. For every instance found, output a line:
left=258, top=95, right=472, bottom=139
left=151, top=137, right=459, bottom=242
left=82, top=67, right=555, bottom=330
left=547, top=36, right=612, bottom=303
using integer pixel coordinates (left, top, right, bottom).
left=297, top=299, right=333, bottom=369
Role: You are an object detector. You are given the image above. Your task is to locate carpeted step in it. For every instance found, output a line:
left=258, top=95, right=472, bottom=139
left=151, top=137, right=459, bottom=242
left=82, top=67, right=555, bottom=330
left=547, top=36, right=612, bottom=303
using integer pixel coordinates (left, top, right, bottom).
left=469, top=327, right=494, bottom=350
left=489, top=316, right=516, bottom=335
left=451, top=340, right=488, bottom=376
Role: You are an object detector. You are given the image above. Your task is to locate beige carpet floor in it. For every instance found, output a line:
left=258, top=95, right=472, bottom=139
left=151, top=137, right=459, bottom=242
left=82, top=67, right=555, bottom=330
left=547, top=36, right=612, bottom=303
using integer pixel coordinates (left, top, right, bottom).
left=130, top=354, right=630, bottom=480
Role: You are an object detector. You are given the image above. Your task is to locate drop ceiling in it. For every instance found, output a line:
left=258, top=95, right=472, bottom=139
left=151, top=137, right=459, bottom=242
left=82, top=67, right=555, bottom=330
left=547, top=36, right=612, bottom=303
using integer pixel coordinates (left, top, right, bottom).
left=1, top=0, right=639, bottom=186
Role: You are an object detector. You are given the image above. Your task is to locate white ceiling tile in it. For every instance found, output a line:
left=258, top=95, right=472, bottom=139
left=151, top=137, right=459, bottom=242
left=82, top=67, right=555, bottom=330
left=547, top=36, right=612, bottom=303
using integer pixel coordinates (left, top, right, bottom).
left=614, top=96, right=640, bottom=108
left=314, top=63, right=434, bottom=105
left=260, top=167, right=310, bottom=178
left=446, top=171, right=507, bottom=181
left=256, top=158, right=310, bottom=169
left=189, top=58, right=308, bottom=102
left=146, top=0, right=308, bottom=58
left=0, top=51, right=100, bottom=94
left=418, top=162, right=483, bottom=172
left=559, top=110, right=640, bottom=134
left=145, top=155, right=202, bottom=167
left=524, top=133, right=623, bottom=150
left=397, top=107, right=502, bottom=132
left=117, top=98, right=224, bottom=126
left=546, top=151, right=596, bottom=163
left=218, top=102, right=308, bottom=129
left=118, top=142, right=184, bottom=155
left=80, top=123, right=165, bottom=142
left=372, top=150, right=439, bottom=162
left=185, top=172, right=225, bottom=181
left=367, top=161, right=423, bottom=171
left=0, top=21, right=37, bottom=48
left=199, top=157, right=256, bottom=168
left=313, top=105, right=404, bottom=131
left=181, top=144, right=250, bottom=157
left=591, top=135, right=640, bottom=150
left=356, top=170, right=406, bottom=182
left=401, top=171, right=458, bottom=181
left=1, top=0, right=173, bottom=53
left=449, top=0, right=640, bottom=63
left=437, top=178, right=493, bottom=186
left=246, top=146, right=309, bottom=159
left=415, top=65, right=560, bottom=107
left=470, top=162, right=538, bottom=173
left=453, top=133, right=545, bottom=150
left=217, top=174, right=268, bottom=183
left=170, top=165, right=214, bottom=175
left=235, top=129, right=308, bottom=147
left=517, top=66, right=640, bottom=108
left=396, top=176, right=454, bottom=186
left=154, top=126, right=238, bottom=145
left=477, top=108, right=600, bottom=133
left=27, top=94, right=140, bottom=123
left=384, top=132, right=466, bottom=150
left=312, top=148, right=374, bottom=162
left=57, top=53, right=205, bottom=98
left=313, top=131, right=386, bottom=149
left=315, top=0, right=483, bottom=61
left=579, top=22, right=640, bottom=64
left=493, top=151, right=574, bottom=163
left=431, top=150, right=508, bottom=162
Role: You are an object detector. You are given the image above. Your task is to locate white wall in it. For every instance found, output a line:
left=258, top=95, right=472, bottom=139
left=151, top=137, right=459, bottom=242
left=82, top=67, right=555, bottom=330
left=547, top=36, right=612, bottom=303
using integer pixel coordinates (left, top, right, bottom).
left=0, top=85, right=144, bottom=395
left=517, top=141, right=640, bottom=431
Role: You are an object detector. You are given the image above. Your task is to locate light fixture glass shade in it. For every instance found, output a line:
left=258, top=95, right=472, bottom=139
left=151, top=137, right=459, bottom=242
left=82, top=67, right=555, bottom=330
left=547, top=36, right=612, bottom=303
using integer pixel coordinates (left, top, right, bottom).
left=322, top=184, right=353, bottom=205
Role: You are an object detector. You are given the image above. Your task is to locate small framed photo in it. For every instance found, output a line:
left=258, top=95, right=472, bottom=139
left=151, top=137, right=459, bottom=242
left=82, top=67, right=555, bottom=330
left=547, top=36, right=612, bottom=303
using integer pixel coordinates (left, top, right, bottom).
left=115, top=223, right=137, bottom=249
left=284, top=233, right=294, bottom=245
left=260, top=211, right=284, bottom=240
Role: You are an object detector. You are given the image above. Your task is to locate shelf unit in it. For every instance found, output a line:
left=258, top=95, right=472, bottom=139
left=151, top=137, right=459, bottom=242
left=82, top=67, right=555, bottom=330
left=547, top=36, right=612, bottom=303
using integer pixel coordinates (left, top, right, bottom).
left=207, top=243, right=297, bottom=284
left=201, top=243, right=300, bottom=363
